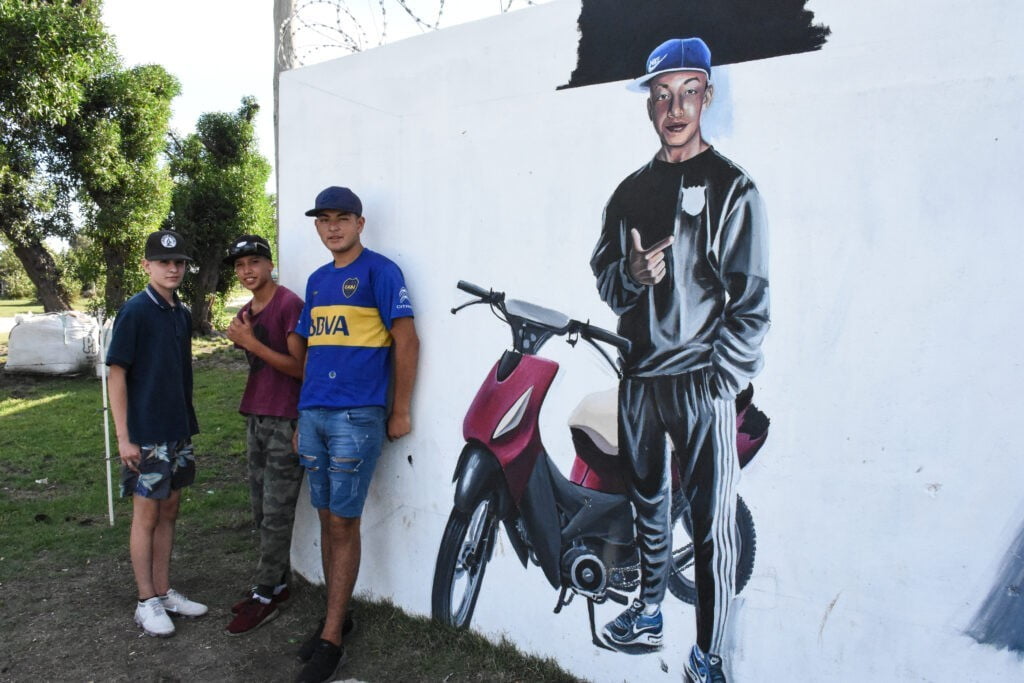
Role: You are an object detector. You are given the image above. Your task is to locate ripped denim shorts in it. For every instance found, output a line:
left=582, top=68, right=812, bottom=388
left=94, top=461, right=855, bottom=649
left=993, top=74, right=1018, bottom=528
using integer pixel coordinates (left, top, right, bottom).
left=297, top=406, right=386, bottom=518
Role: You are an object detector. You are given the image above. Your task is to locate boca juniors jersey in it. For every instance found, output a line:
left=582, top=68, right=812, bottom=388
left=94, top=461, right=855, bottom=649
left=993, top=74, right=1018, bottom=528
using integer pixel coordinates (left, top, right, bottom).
left=296, top=248, right=414, bottom=410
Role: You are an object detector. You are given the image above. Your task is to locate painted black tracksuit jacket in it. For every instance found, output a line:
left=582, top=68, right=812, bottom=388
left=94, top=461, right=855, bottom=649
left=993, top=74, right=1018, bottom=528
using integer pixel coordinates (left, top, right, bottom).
left=591, top=146, right=769, bottom=392
left=590, top=146, right=769, bottom=654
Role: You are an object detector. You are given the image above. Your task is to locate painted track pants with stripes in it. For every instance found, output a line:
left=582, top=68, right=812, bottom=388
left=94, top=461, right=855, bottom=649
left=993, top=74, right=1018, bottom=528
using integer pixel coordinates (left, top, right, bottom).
left=619, top=368, right=740, bottom=655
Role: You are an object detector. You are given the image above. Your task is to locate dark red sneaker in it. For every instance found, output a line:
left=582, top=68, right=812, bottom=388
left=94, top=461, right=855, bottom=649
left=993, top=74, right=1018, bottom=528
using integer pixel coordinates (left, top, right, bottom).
left=231, top=586, right=290, bottom=614
left=226, top=598, right=279, bottom=636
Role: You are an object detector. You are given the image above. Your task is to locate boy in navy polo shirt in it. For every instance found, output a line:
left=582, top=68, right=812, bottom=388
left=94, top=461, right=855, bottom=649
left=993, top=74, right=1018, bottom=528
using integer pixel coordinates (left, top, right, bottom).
left=107, top=230, right=207, bottom=638
left=293, top=187, right=419, bottom=683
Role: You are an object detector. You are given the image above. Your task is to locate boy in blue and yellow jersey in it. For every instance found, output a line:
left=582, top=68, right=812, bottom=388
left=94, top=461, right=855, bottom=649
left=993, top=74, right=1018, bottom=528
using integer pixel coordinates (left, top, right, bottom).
left=293, top=186, right=419, bottom=683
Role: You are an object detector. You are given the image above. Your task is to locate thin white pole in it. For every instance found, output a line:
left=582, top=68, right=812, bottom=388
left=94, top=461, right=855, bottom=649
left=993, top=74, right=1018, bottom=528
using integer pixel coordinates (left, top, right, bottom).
left=98, top=312, right=115, bottom=526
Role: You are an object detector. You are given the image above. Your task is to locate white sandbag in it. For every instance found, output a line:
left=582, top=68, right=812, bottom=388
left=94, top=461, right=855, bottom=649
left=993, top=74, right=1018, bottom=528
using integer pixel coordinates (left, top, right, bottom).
left=4, top=311, right=100, bottom=375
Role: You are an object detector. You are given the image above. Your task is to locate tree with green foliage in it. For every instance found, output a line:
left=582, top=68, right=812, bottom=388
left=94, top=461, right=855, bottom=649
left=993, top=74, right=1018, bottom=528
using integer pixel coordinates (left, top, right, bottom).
left=0, top=240, right=35, bottom=298
left=60, top=64, right=181, bottom=314
left=0, top=0, right=114, bottom=311
left=166, top=96, right=274, bottom=335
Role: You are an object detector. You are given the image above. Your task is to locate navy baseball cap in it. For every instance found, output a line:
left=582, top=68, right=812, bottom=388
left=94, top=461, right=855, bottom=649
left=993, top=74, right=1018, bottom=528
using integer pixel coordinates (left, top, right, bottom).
left=144, top=230, right=191, bottom=261
left=628, top=38, right=712, bottom=92
left=223, top=234, right=273, bottom=265
left=305, top=186, right=362, bottom=217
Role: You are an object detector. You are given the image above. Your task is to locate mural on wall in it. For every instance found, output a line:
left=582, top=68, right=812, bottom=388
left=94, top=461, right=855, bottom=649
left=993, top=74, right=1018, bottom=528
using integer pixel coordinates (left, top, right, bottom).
left=429, top=279, right=769, bottom=651
left=431, top=2, right=828, bottom=680
left=967, top=518, right=1024, bottom=652
left=561, top=0, right=830, bottom=90
left=278, top=0, right=1024, bottom=678
left=587, top=34, right=771, bottom=677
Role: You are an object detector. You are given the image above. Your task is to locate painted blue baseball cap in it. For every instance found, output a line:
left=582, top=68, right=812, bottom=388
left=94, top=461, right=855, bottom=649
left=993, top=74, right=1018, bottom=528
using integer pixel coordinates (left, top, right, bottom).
left=628, top=37, right=712, bottom=92
left=305, top=186, right=362, bottom=216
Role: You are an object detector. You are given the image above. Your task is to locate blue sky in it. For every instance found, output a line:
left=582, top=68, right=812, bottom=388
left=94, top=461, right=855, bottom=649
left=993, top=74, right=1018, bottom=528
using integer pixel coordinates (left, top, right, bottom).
left=100, top=1, right=549, bottom=192
left=102, top=0, right=277, bottom=186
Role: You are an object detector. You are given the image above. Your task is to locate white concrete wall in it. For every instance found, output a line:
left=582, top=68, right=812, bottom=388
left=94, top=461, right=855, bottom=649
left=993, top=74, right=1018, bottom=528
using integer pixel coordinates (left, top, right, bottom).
left=278, top=1, right=1024, bottom=679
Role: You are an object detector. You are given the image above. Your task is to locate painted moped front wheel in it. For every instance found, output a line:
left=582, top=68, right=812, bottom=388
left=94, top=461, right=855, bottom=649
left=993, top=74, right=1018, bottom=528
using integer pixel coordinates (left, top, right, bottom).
left=431, top=496, right=498, bottom=628
left=667, top=494, right=756, bottom=604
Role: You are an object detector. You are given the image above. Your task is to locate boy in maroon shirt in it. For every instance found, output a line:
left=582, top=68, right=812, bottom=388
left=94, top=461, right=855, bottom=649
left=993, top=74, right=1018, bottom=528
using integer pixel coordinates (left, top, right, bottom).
left=222, top=235, right=307, bottom=635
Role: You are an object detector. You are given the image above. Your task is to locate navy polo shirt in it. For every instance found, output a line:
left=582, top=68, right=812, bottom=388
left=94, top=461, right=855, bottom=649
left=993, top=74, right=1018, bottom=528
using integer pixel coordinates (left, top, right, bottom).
left=106, top=285, right=199, bottom=444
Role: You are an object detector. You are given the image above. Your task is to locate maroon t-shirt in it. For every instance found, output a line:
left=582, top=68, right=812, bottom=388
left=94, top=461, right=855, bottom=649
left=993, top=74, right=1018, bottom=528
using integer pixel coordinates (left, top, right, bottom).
left=236, top=285, right=304, bottom=419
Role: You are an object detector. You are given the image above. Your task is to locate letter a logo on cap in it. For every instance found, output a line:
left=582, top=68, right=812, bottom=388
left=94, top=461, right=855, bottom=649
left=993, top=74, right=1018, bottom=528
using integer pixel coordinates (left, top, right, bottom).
left=161, top=235, right=177, bottom=248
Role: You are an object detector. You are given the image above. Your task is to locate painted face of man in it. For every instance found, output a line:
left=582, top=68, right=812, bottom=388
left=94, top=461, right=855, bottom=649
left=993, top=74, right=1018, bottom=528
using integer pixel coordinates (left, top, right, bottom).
left=233, top=255, right=274, bottom=292
left=646, top=70, right=713, bottom=162
left=314, top=209, right=365, bottom=255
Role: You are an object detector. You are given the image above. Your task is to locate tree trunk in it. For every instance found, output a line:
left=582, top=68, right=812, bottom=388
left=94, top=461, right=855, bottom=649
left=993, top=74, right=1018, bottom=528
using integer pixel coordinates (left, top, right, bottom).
left=188, top=254, right=222, bottom=335
left=102, top=241, right=130, bottom=314
left=4, top=233, right=72, bottom=312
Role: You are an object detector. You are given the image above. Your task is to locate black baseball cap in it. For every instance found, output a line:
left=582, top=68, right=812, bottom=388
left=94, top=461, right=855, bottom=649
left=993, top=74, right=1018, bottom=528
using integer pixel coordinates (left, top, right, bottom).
left=223, top=235, right=273, bottom=265
left=145, top=230, right=192, bottom=261
left=305, top=186, right=362, bottom=216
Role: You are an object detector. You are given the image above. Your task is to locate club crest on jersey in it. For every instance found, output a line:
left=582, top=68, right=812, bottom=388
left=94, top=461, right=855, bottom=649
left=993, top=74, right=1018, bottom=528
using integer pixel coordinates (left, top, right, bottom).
left=681, top=184, right=706, bottom=216
left=342, top=278, right=359, bottom=298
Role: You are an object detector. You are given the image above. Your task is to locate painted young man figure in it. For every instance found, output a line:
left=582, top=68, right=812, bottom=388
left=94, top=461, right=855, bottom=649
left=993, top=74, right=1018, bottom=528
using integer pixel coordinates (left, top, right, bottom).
left=293, top=186, right=420, bottom=683
left=590, top=39, right=769, bottom=682
left=222, top=235, right=307, bottom=635
left=107, top=230, right=208, bottom=638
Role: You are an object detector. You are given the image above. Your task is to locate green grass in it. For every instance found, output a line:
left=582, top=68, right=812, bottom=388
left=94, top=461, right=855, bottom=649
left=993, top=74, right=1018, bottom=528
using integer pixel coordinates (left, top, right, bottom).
left=0, top=340, right=250, bottom=579
left=0, top=298, right=44, bottom=317
left=0, top=340, right=581, bottom=681
left=351, top=598, right=580, bottom=682
left=224, top=284, right=248, bottom=317
left=0, top=372, right=115, bottom=575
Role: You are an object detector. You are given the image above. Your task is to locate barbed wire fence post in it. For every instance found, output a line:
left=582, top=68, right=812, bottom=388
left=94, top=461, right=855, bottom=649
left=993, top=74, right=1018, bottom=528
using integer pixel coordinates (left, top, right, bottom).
left=276, top=0, right=542, bottom=68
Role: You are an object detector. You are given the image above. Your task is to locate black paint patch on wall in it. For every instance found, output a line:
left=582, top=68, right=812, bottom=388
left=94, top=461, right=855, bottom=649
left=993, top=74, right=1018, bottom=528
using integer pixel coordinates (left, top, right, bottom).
left=561, top=0, right=831, bottom=89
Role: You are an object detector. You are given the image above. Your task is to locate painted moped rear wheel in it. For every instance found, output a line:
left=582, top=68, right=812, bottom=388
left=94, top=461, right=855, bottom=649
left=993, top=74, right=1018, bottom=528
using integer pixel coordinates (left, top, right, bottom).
left=431, top=496, right=498, bottom=628
left=667, top=494, right=756, bottom=604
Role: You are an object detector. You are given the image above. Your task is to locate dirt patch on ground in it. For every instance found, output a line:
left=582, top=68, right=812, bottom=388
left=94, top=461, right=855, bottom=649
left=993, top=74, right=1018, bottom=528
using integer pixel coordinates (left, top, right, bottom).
left=1, top=342, right=578, bottom=683
left=0, top=523, right=343, bottom=683
left=0, top=348, right=340, bottom=683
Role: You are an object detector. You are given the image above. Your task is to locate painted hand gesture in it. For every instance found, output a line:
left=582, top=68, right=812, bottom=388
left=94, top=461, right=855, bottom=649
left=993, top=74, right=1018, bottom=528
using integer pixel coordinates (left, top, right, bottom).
left=628, top=228, right=674, bottom=286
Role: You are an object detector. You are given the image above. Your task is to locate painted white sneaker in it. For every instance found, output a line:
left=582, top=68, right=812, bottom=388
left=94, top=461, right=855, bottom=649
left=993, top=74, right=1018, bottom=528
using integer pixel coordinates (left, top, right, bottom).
left=160, top=588, right=208, bottom=618
left=135, top=597, right=175, bottom=637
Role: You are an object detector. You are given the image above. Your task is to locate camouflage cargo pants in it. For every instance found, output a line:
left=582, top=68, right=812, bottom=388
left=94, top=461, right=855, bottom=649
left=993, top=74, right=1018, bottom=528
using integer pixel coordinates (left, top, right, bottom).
left=247, top=415, right=304, bottom=588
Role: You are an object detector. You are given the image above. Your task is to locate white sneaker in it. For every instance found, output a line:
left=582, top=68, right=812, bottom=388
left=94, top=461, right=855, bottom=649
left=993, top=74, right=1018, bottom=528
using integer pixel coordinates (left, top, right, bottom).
left=160, top=588, right=208, bottom=617
left=135, top=597, right=175, bottom=637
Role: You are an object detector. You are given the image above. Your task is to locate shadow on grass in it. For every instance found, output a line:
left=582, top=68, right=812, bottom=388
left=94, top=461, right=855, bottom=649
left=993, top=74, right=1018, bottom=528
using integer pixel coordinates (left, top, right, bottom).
left=0, top=350, right=250, bottom=582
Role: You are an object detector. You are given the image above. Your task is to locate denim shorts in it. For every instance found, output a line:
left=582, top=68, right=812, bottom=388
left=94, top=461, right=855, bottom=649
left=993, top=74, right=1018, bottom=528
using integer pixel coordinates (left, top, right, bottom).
left=120, top=439, right=196, bottom=499
left=297, top=407, right=386, bottom=518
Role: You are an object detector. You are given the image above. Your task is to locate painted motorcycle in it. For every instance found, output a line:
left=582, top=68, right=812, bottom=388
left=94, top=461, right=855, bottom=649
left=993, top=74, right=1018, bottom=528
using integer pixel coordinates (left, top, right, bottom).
left=431, top=281, right=768, bottom=647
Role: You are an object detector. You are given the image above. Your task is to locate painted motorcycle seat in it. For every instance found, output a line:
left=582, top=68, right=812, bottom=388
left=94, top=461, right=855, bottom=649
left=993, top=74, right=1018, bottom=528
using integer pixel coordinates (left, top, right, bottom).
left=567, top=388, right=618, bottom=456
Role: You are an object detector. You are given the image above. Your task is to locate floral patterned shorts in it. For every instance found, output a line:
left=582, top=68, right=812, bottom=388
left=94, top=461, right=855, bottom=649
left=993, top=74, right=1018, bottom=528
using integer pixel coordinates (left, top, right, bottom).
left=120, top=439, right=196, bottom=499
